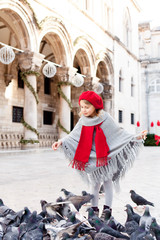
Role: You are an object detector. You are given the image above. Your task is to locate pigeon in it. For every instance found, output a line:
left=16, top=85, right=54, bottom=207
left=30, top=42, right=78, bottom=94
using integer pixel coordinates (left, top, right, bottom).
left=0, top=199, right=15, bottom=217
left=130, top=221, right=147, bottom=240
left=66, top=194, right=94, bottom=211
left=125, top=204, right=141, bottom=224
left=19, top=221, right=45, bottom=240
left=45, top=221, right=83, bottom=240
left=94, top=232, right=115, bottom=239
left=3, top=226, right=19, bottom=240
left=129, top=190, right=154, bottom=207
left=150, top=217, right=160, bottom=240
left=61, top=189, right=75, bottom=198
left=89, top=215, right=129, bottom=239
left=124, top=208, right=139, bottom=236
left=86, top=207, right=98, bottom=219
left=139, top=206, right=153, bottom=232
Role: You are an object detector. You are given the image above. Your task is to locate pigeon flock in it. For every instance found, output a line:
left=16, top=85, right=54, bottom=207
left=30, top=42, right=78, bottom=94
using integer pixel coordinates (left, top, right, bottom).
left=0, top=188, right=159, bottom=240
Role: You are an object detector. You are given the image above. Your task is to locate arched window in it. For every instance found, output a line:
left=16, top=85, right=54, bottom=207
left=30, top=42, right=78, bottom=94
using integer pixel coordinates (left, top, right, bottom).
left=149, top=79, right=160, bottom=93
left=123, top=8, right=132, bottom=49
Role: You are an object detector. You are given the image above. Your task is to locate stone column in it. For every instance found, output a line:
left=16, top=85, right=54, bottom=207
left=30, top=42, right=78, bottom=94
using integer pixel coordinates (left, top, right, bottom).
left=18, top=51, right=44, bottom=149
left=57, top=67, right=77, bottom=139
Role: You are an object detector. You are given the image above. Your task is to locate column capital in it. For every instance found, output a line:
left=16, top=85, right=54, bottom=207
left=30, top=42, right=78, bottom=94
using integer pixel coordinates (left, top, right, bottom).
left=17, top=51, right=45, bottom=72
left=56, top=67, right=70, bottom=82
left=56, top=66, right=78, bottom=82
left=83, top=76, right=92, bottom=91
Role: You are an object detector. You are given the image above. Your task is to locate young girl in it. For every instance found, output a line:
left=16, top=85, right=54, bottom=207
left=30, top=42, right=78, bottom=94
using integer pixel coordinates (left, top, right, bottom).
left=52, top=91, right=147, bottom=218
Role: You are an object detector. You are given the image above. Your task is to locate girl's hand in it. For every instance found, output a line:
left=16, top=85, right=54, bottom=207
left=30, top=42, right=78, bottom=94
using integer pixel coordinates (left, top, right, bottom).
left=52, top=140, right=62, bottom=150
left=137, top=130, right=148, bottom=140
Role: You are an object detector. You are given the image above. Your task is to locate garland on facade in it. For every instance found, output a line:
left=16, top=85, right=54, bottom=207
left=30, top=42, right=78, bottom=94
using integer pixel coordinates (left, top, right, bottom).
left=20, top=71, right=40, bottom=145
left=19, top=0, right=41, bottom=29
left=57, top=81, right=73, bottom=109
left=21, top=119, right=39, bottom=137
left=20, top=71, right=40, bottom=104
left=57, top=81, right=73, bottom=134
left=57, top=119, right=70, bottom=134
left=20, top=138, right=39, bottom=145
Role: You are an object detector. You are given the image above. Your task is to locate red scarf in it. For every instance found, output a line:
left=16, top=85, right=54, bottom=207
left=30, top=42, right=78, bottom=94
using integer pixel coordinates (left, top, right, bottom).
left=69, top=123, right=110, bottom=171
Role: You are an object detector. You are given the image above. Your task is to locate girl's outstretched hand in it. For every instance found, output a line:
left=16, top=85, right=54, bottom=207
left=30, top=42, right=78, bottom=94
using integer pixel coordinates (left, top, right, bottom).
left=137, top=130, right=148, bottom=140
left=52, top=140, right=62, bottom=150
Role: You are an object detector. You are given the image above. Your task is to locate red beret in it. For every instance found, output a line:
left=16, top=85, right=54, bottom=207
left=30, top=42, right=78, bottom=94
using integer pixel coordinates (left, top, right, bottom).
left=79, top=91, right=103, bottom=109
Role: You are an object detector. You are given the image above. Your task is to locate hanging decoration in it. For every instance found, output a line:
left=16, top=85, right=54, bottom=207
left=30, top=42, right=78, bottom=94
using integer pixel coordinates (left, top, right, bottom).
left=42, top=62, right=57, bottom=78
left=0, top=46, right=15, bottom=64
left=93, top=82, right=104, bottom=94
left=136, top=121, right=140, bottom=127
left=151, top=122, right=154, bottom=127
left=72, top=73, right=84, bottom=87
left=157, top=120, right=160, bottom=126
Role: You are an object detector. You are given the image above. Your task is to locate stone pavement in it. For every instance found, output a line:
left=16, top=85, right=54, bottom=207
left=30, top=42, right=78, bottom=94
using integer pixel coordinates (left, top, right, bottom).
left=0, top=146, right=160, bottom=224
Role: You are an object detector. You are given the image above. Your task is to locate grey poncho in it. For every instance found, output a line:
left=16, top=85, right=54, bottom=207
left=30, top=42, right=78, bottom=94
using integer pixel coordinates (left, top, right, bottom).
left=61, top=110, right=143, bottom=190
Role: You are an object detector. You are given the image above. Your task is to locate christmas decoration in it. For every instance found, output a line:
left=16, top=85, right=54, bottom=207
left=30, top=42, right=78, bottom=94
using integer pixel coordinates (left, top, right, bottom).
left=72, top=74, right=84, bottom=87
left=157, top=120, right=160, bottom=126
left=137, top=121, right=140, bottom=127
left=20, top=71, right=40, bottom=104
left=57, top=119, right=70, bottom=134
left=0, top=46, right=15, bottom=64
left=21, top=119, right=39, bottom=137
left=93, top=82, right=104, bottom=94
left=57, top=81, right=73, bottom=109
left=151, top=122, right=154, bottom=127
left=42, top=62, right=57, bottom=78
left=155, top=135, right=160, bottom=146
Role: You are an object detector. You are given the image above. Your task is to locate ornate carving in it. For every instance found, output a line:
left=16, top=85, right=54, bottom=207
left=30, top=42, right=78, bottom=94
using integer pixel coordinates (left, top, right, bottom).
left=17, top=51, right=44, bottom=72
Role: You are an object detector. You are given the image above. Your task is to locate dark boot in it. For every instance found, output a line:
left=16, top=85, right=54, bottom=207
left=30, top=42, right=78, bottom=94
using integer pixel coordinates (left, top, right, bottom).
left=100, top=205, right=112, bottom=221
left=92, top=206, right=99, bottom=217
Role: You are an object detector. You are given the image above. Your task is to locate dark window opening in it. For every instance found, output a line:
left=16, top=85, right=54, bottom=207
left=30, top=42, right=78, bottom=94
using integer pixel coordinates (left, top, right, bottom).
left=43, top=111, right=52, bottom=125
left=131, top=113, right=134, bottom=125
left=118, top=110, right=123, bottom=123
left=12, top=106, right=23, bottom=123
left=44, top=77, right=51, bottom=95
left=71, top=111, right=74, bottom=131
left=18, top=69, right=24, bottom=89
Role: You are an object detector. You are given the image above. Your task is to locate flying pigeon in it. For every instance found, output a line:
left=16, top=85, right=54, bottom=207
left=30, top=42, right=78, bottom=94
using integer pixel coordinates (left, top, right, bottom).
left=129, top=190, right=154, bottom=207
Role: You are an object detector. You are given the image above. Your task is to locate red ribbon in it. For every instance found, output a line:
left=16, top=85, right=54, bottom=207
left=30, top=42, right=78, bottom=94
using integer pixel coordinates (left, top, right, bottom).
left=155, top=135, right=160, bottom=146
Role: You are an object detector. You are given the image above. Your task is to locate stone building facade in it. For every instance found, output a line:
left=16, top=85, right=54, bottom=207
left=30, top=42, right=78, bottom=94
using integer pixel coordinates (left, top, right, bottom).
left=139, top=21, right=160, bottom=135
left=0, top=0, right=141, bottom=149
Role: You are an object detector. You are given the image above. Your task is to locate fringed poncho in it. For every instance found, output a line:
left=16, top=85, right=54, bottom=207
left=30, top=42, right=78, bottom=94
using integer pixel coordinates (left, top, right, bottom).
left=61, top=110, right=143, bottom=191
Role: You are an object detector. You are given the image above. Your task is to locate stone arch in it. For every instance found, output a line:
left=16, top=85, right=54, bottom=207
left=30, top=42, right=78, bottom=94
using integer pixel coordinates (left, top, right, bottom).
left=73, top=36, right=96, bottom=75
left=39, top=17, right=73, bottom=66
left=95, top=51, right=114, bottom=111
left=96, top=51, right=114, bottom=83
left=0, top=0, right=38, bottom=51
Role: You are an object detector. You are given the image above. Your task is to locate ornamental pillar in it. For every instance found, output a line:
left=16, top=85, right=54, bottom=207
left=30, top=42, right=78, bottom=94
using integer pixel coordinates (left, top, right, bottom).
left=57, top=67, right=76, bottom=139
left=18, top=51, right=44, bottom=149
